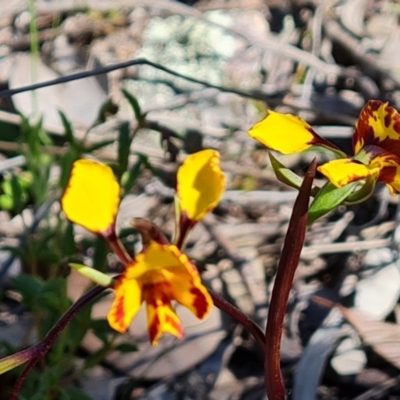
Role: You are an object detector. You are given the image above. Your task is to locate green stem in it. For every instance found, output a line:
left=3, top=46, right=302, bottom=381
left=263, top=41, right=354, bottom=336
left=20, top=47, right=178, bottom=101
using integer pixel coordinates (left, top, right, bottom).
left=28, top=0, right=39, bottom=118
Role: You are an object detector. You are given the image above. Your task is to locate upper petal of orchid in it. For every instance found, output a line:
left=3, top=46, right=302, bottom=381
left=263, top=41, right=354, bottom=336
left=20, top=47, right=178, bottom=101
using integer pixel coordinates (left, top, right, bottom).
left=318, top=158, right=380, bottom=188
left=61, top=159, right=120, bottom=236
left=127, top=241, right=193, bottom=279
left=176, top=149, right=226, bottom=222
left=353, top=100, right=400, bottom=157
left=143, top=285, right=184, bottom=345
left=248, top=110, right=343, bottom=155
left=107, top=274, right=142, bottom=333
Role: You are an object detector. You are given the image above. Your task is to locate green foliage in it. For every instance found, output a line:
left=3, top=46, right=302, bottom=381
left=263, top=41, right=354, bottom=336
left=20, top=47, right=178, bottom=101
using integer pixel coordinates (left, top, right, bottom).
left=122, top=89, right=143, bottom=122
left=308, top=182, right=357, bottom=224
left=0, top=87, right=151, bottom=399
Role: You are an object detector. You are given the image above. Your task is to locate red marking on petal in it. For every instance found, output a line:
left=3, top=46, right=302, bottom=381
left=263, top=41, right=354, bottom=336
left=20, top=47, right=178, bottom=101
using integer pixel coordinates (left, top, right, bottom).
left=378, top=166, right=397, bottom=185
left=165, top=314, right=184, bottom=337
left=369, top=100, right=381, bottom=111
left=113, top=293, right=126, bottom=331
left=148, top=314, right=160, bottom=343
left=308, top=128, right=342, bottom=151
left=354, top=101, right=400, bottom=157
left=353, top=101, right=377, bottom=150
left=190, top=287, right=209, bottom=318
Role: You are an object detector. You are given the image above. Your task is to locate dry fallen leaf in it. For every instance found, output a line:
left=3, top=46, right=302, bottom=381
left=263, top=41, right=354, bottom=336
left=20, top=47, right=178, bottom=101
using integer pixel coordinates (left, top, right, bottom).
left=340, top=306, right=400, bottom=370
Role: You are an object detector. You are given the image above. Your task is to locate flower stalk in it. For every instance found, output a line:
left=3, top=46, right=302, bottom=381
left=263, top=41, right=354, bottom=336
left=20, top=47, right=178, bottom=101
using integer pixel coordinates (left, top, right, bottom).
left=9, top=285, right=108, bottom=400
left=264, top=159, right=316, bottom=400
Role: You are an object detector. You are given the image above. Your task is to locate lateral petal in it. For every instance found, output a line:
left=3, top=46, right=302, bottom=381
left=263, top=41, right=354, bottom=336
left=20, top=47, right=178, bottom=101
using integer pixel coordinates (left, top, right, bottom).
left=248, top=110, right=341, bottom=154
left=166, top=268, right=212, bottom=320
left=144, top=286, right=184, bottom=345
left=176, top=149, right=226, bottom=222
left=318, top=159, right=380, bottom=188
left=61, top=159, right=120, bottom=236
left=107, top=273, right=142, bottom=333
left=353, top=100, right=400, bottom=157
left=370, top=154, right=400, bottom=194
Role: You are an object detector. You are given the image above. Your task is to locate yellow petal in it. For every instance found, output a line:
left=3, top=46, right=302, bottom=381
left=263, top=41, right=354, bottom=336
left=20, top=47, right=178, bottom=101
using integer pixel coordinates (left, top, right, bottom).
left=61, top=159, right=120, bottom=235
left=176, top=149, right=226, bottom=222
left=135, top=241, right=212, bottom=320
left=248, top=110, right=340, bottom=154
left=107, top=274, right=142, bottom=333
left=126, top=241, right=190, bottom=280
left=354, top=100, right=400, bottom=157
left=144, top=286, right=183, bottom=345
left=370, top=154, right=400, bottom=194
left=166, top=268, right=212, bottom=319
left=318, top=159, right=380, bottom=187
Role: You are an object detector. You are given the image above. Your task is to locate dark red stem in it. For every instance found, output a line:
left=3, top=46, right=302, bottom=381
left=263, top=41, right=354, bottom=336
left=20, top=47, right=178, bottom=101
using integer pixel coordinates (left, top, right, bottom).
left=107, top=230, right=132, bottom=265
left=10, top=285, right=107, bottom=400
left=264, top=159, right=316, bottom=400
left=209, top=289, right=266, bottom=354
left=176, top=213, right=195, bottom=251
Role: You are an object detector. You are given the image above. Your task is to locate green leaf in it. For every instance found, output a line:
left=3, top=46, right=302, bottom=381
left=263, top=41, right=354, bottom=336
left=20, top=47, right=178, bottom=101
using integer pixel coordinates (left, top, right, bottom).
left=1, top=245, right=26, bottom=260
left=69, top=264, right=114, bottom=287
left=114, top=342, right=138, bottom=353
left=308, top=182, right=357, bottom=224
left=12, top=274, right=44, bottom=309
left=90, top=319, right=115, bottom=344
left=0, top=174, right=28, bottom=212
left=117, top=121, right=132, bottom=180
left=63, top=222, right=76, bottom=257
left=63, top=387, right=93, bottom=400
left=85, top=139, right=116, bottom=153
left=57, top=389, right=72, bottom=400
left=83, top=346, right=110, bottom=370
left=0, top=195, right=13, bottom=210
left=59, top=111, right=75, bottom=146
left=122, top=89, right=142, bottom=121
left=345, top=177, right=376, bottom=205
left=38, top=277, right=69, bottom=313
left=269, top=153, right=320, bottom=196
left=59, top=147, right=79, bottom=190
left=122, top=154, right=146, bottom=194
left=93, top=236, right=109, bottom=272
left=10, top=174, right=24, bottom=210
left=91, top=98, right=119, bottom=127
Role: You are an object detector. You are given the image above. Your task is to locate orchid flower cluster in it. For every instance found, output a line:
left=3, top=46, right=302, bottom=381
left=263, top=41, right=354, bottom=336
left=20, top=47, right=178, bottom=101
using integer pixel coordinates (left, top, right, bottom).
left=61, top=149, right=226, bottom=345
left=2, top=99, right=400, bottom=400
left=249, top=100, right=400, bottom=222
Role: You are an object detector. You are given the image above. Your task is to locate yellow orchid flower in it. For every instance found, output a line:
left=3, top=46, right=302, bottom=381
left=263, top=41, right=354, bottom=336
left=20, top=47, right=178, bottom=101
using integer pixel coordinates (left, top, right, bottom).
left=108, top=241, right=212, bottom=345
left=61, top=149, right=225, bottom=344
left=248, top=100, right=400, bottom=194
